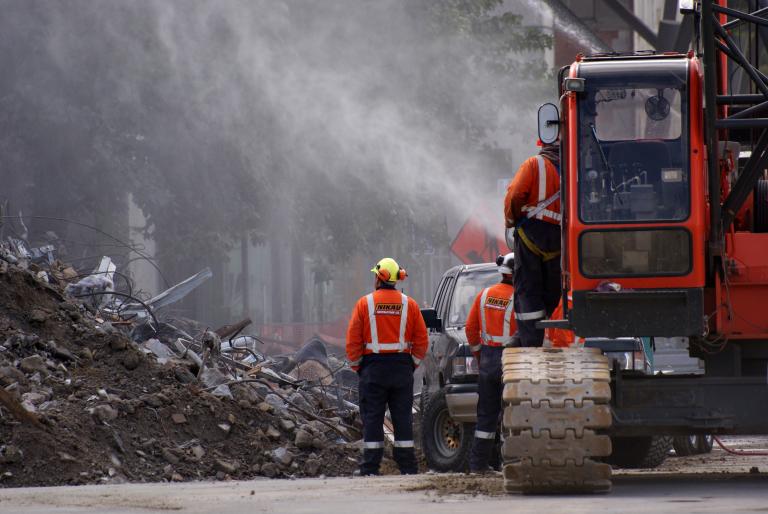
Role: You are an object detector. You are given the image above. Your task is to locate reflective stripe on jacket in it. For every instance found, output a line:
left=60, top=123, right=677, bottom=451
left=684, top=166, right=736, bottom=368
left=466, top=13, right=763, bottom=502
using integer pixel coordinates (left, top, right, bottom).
left=465, top=282, right=516, bottom=355
left=345, top=288, right=429, bottom=370
left=505, top=155, right=561, bottom=226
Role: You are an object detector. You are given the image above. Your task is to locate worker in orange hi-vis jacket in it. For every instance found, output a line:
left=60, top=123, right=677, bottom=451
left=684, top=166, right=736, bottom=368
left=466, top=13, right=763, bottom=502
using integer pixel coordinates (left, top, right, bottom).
left=545, top=294, right=583, bottom=348
left=504, top=141, right=562, bottom=348
left=346, top=257, right=428, bottom=476
left=464, top=253, right=516, bottom=472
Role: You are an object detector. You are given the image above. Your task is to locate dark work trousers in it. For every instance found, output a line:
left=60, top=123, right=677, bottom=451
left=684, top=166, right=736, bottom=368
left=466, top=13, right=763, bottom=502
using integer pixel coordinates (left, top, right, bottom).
left=358, top=353, right=417, bottom=475
left=469, top=346, right=504, bottom=471
left=513, top=218, right=562, bottom=347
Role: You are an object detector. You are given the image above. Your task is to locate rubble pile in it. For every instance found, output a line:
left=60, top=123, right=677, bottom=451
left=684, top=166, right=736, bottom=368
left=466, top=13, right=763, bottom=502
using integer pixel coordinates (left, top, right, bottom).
left=0, top=246, right=363, bottom=487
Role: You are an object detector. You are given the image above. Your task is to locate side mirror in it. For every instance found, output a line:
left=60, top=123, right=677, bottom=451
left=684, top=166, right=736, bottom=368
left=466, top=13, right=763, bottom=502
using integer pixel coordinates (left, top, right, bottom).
left=537, top=103, right=560, bottom=144
left=421, top=308, right=442, bottom=332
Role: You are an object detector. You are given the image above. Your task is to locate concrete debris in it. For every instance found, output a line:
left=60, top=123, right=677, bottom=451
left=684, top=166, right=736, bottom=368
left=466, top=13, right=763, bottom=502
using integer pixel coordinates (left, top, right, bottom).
left=271, top=447, right=293, bottom=466
left=171, top=413, right=187, bottom=424
left=214, top=458, right=239, bottom=474
left=295, top=429, right=314, bottom=449
left=141, top=338, right=175, bottom=362
left=19, top=355, right=46, bottom=374
left=93, top=404, right=119, bottom=422
left=0, top=249, right=362, bottom=487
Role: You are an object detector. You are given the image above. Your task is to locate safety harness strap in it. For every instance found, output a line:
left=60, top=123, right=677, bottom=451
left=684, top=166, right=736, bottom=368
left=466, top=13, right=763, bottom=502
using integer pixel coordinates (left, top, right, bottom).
left=521, top=156, right=561, bottom=222
left=516, top=226, right=560, bottom=262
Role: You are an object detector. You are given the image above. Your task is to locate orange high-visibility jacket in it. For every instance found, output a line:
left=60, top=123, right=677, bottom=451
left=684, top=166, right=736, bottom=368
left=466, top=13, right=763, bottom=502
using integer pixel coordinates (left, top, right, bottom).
left=505, top=155, right=561, bottom=227
left=545, top=295, right=582, bottom=348
left=466, top=282, right=516, bottom=358
left=346, top=288, right=428, bottom=371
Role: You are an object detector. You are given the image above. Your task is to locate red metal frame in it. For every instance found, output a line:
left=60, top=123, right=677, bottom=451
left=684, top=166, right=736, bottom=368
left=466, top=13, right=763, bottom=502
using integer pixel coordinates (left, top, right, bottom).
left=563, top=47, right=768, bottom=340
left=565, top=54, right=707, bottom=293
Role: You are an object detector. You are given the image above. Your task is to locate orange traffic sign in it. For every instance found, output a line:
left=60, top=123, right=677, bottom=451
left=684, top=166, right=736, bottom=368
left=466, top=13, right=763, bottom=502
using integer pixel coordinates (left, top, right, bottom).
left=450, top=206, right=511, bottom=264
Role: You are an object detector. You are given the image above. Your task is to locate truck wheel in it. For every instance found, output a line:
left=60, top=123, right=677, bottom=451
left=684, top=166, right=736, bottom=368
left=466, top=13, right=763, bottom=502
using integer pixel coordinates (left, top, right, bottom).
left=419, top=387, right=430, bottom=415
left=672, top=435, right=699, bottom=456
left=421, top=389, right=473, bottom=472
left=609, top=436, right=672, bottom=468
left=697, top=435, right=714, bottom=454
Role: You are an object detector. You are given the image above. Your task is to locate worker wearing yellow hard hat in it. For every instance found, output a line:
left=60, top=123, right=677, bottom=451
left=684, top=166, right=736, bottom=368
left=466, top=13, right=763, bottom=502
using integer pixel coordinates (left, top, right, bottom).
left=346, top=257, right=428, bottom=475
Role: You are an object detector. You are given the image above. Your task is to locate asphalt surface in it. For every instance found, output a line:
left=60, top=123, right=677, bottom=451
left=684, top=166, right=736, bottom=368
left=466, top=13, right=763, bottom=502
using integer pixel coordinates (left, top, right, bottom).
left=2, top=436, right=766, bottom=513
left=1, top=472, right=767, bottom=514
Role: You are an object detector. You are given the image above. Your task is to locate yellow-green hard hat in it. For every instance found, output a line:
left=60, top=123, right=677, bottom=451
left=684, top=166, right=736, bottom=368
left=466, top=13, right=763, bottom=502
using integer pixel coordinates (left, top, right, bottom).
left=371, top=257, right=407, bottom=283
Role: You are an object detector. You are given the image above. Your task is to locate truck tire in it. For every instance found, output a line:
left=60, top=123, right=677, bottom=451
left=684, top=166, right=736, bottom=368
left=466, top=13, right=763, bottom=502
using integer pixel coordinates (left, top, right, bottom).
left=697, top=434, right=714, bottom=454
left=421, top=389, right=473, bottom=472
left=609, top=436, right=672, bottom=468
left=672, top=435, right=699, bottom=456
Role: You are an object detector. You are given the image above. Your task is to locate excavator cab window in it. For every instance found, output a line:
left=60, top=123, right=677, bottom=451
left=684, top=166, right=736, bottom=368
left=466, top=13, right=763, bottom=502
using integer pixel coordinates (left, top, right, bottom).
left=577, top=67, right=689, bottom=224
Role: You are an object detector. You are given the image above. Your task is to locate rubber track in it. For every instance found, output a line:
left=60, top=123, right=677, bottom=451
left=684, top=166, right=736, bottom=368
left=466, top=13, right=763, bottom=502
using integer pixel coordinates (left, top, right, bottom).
left=501, top=347, right=612, bottom=494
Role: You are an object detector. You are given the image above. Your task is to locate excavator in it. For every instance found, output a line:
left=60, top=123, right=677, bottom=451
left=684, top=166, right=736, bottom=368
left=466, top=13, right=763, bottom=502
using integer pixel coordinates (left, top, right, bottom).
left=501, top=0, right=768, bottom=493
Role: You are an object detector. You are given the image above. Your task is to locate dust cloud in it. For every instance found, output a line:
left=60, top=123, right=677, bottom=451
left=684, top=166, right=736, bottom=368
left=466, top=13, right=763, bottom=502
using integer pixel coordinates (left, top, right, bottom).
left=1, top=0, right=556, bottom=320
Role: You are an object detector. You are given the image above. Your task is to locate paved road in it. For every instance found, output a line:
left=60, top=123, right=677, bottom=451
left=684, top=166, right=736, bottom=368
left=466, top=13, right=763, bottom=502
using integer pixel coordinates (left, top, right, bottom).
left=1, top=473, right=767, bottom=514
left=2, top=436, right=766, bottom=513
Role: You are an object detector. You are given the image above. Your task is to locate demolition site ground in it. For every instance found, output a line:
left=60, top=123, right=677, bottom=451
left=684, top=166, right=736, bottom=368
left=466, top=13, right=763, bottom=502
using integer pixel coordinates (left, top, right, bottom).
left=0, top=259, right=368, bottom=487
left=0, top=239, right=767, bottom=511
left=1, top=456, right=767, bottom=514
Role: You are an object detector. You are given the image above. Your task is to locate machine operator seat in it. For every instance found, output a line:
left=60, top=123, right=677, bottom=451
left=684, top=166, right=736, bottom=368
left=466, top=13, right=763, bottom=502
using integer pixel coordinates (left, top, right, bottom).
left=606, top=140, right=671, bottom=189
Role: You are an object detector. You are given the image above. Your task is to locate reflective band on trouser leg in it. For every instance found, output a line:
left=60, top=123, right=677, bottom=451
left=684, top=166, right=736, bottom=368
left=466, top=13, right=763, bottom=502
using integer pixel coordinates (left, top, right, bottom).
left=363, top=441, right=385, bottom=449
left=515, top=309, right=546, bottom=321
left=479, top=287, right=490, bottom=344
left=366, top=294, right=379, bottom=353
left=393, top=440, right=414, bottom=448
left=474, top=430, right=495, bottom=440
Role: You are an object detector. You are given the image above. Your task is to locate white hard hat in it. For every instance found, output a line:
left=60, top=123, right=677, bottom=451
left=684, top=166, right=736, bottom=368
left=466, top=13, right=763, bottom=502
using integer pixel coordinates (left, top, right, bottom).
left=496, top=252, right=514, bottom=275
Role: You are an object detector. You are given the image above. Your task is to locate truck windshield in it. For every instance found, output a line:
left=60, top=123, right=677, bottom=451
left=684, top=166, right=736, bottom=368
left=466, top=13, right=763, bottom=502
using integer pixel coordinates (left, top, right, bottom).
left=577, top=61, right=689, bottom=223
left=446, top=270, right=499, bottom=328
